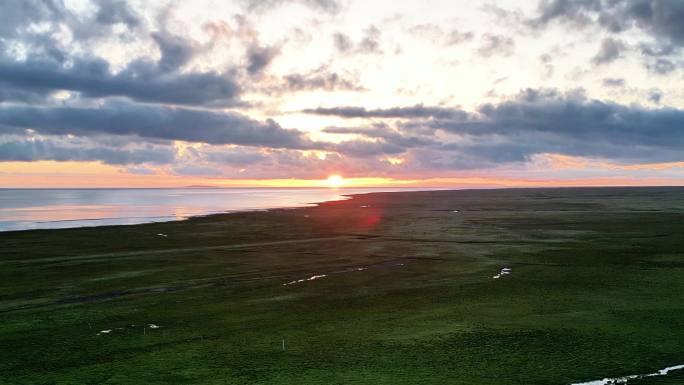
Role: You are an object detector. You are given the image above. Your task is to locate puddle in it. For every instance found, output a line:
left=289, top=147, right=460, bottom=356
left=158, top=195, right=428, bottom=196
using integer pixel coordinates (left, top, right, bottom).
left=157, top=233, right=168, bottom=237
left=492, top=267, right=511, bottom=279
left=570, top=364, right=684, bottom=384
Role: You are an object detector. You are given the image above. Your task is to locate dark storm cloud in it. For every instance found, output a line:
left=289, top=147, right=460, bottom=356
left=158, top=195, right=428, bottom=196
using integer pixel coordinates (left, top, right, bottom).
left=302, top=105, right=469, bottom=120
left=592, top=38, right=625, bottom=65
left=0, top=136, right=175, bottom=165
left=0, top=102, right=312, bottom=150
left=0, top=56, right=240, bottom=107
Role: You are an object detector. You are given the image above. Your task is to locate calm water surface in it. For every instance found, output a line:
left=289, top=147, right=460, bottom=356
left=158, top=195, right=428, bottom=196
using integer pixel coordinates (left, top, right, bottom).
left=0, top=188, right=434, bottom=232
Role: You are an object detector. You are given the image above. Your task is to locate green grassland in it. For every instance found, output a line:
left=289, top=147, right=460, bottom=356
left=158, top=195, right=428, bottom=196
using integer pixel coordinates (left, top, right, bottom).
left=2, top=187, right=684, bottom=384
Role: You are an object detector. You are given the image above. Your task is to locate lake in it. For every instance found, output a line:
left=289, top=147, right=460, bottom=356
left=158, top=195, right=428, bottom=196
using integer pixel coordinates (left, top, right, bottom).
left=0, top=188, right=434, bottom=231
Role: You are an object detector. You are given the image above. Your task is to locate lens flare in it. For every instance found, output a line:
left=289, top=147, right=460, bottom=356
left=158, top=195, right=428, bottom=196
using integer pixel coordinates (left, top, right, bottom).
left=326, top=175, right=344, bottom=188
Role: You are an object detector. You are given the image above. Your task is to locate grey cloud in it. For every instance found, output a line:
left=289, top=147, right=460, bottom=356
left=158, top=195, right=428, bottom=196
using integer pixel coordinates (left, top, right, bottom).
left=602, top=77, right=625, bottom=87
left=246, top=44, right=280, bottom=75
left=646, top=58, right=676, bottom=74
left=333, top=32, right=353, bottom=52
left=649, top=89, right=663, bottom=104
left=95, top=0, right=140, bottom=29
left=358, top=25, right=382, bottom=54
left=478, top=34, right=515, bottom=57
left=152, top=32, right=198, bottom=73
left=244, top=0, right=342, bottom=14
left=282, top=66, right=362, bottom=92
left=0, top=56, right=240, bottom=106
left=302, top=104, right=469, bottom=120
left=309, top=88, right=684, bottom=166
left=0, top=135, right=174, bottom=165
left=539, top=53, right=554, bottom=78
left=332, top=26, right=383, bottom=55
left=446, top=30, right=474, bottom=45
left=534, top=1, right=684, bottom=50
left=532, top=0, right=601, bottom=27
left=407, top=89, right=684, bottom=163
left=170, top=165, right=223, bottom=177
left=0, top=102, right=312, bottom=150
left=332, top=140, right=406, bottom=157
left=323, top=124, right=437, bottom=149
left=125, top=166, right=157, bottom=175
left=204, top=148, right=267, bottom=165
left=592, top=38, right=625, bottom=65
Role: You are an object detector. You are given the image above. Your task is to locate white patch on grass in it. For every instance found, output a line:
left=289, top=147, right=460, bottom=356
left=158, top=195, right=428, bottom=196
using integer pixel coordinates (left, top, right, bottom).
left=492, top=267, right=511, bottom=279
left=157, top=233, right=168, bottom=237
left=570, top=364, right=684, bottom=385
left=283, top=274, right=328, bottom=286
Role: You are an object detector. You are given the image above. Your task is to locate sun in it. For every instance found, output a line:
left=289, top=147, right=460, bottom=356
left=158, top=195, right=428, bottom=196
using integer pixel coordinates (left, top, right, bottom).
left=326, top=174, right=345, bottom=188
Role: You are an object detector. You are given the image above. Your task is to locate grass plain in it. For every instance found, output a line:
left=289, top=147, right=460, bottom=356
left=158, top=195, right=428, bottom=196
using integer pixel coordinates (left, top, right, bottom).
left=2, top=187, right=684, bottom=384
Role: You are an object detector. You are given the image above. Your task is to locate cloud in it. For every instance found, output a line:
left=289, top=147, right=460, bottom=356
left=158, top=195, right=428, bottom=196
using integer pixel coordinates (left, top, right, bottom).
left=592, top=38, right=625, bottom=65
left=533, top=1, right=684, bottom=52
left=646, top=58, right=677, bottom=74
left=302, top=104, right=469, bottom=119
left=0, top=101, right=313, bottom=149
left=446, top=30, right=475, bottom=45
left=649, top=89, right=663, bottom=104
left=0, top=55, right=241, bottom=107
left=478, top=34, right=515, bottom=57
left=602, top=77, right=625, bottom=87
left=204, top=148, right=267, bottom=165
left=95, top=0, right=141, bottom=29
left=243, top=0, right=342, bottom=14
left=246, top=44, right=280, bottom=76
left=323, top=124, right=437, bottom=149
left=0, top=135, right=175, bottom=165
left=282, top=68, right=362, bottom=91
left=412, top=89, right=684, bottom=163
left=310, top=88, right=684, bottom=167
left=152, top=31, right=199, bottom=73
left=332, top=26, right=383, bottom=54
left=333, top=32, right=353, bottom=52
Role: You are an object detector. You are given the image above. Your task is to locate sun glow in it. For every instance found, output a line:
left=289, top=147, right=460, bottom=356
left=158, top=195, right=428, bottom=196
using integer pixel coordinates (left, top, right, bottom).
left=326, top=174, right=345, bottom=188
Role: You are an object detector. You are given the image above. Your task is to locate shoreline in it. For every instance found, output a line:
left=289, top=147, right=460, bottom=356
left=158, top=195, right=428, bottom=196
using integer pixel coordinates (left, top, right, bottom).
left=2, top=185, right=684, bottom=234
left=0, top=188, right=430, bottom=234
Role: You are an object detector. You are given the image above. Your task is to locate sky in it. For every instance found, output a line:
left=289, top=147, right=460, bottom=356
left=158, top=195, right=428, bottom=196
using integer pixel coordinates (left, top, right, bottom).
left=1, top=0, right=684, bottom=188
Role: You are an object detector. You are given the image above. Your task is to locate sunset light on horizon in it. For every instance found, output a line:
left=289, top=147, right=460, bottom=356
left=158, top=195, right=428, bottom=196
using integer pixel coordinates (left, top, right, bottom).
left=1, top=1, right=684, bottom=188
